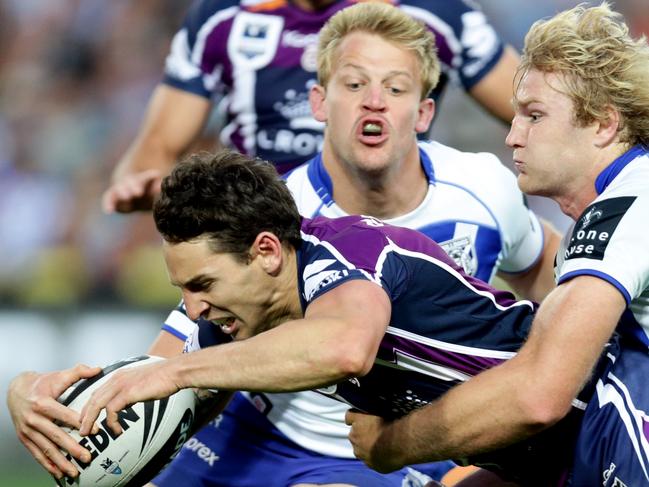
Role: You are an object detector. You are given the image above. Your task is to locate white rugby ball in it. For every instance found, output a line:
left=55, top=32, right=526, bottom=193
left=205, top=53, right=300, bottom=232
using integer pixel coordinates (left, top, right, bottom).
left=55, top=355, right=196, bottom=487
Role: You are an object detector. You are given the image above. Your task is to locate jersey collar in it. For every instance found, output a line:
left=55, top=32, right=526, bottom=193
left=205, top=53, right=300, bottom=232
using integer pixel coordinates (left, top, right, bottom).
left=306, top=146, right=436, bottom=207
left=595, top=144, right=648, bottom=194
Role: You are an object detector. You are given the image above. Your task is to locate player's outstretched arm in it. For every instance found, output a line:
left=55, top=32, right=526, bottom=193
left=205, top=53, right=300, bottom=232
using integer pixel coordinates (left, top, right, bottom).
left=6, top=364, right=102, bottom=480
left=79, top=279, right=391, bottom=435
left=102, top=84, right=211, bottom=213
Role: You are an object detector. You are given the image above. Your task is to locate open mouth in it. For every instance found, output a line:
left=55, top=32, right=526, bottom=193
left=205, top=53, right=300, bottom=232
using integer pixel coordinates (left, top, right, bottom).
left=213, top=317, right=236, bottom=334
left=362, top=122, right=383, bottom=136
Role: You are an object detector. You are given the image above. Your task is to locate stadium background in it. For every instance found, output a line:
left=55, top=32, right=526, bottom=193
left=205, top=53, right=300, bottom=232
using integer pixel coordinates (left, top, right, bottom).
left=1, top=1, right=646, bottom=484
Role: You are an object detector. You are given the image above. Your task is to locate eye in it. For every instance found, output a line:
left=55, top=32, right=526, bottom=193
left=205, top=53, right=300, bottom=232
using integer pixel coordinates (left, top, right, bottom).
left=346, top=82, right=362, bottom=91
left=529, top=112, right=542, bottom=123
left=387, top=86, right=404, bottom=95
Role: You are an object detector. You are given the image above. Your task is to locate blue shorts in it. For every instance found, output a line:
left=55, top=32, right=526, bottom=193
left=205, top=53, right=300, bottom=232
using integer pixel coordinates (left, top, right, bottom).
left=571, top=339, right=649, bottom=486
left=152, top=393, right=455, bottom=487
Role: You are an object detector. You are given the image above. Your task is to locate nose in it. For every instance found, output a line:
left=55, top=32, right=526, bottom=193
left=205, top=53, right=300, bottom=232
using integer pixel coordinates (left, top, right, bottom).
left=362, top=84, right=386, bottom=112
left=505, top=117, right=524, bottom=149
left=182, top=292, right=209, bottom=321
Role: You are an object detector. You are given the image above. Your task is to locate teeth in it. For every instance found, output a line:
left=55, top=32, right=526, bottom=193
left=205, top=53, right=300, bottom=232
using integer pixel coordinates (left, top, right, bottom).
left=215, top=317, right=235, bottom=332
left=362, top=123, right=382, bottom=135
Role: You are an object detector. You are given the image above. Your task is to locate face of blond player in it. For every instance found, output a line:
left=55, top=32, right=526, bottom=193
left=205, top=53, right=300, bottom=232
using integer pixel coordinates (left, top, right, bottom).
left=506, top=69, right=604, bottom=203
left=310, top=31, right=434, bottom=177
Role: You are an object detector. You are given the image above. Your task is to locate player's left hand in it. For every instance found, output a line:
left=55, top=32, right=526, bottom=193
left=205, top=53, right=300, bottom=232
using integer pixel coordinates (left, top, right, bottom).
left=79, top=359, right=181, bottom=436
left=345, top=409, right=405, bottom=473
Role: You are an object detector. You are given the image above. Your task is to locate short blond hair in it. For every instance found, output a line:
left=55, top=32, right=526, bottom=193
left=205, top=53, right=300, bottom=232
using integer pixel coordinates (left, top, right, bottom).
left=518, top=2, right=649, bottom=146
left=317, top=2, right=440, bottom=100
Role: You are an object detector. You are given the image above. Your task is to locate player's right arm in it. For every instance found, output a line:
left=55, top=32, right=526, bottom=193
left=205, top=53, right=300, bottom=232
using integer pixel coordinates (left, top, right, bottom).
left=102, top=84, right=211, bottom=214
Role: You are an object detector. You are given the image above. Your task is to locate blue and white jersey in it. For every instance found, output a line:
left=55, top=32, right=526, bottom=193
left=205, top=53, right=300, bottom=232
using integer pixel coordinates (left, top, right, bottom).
left=297, top=215, right=535, bottom=418
left=555, top=145, right=649, bottom=348
left=289, top=141, right=545, bottom=283
left=164, top=0, right=507, bottom=172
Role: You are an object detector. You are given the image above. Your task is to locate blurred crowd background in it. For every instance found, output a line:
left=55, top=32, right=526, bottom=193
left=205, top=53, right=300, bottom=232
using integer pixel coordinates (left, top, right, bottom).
left=1, top=0, right=648, bottom=310
left=1, top=0, right=648, bottom=484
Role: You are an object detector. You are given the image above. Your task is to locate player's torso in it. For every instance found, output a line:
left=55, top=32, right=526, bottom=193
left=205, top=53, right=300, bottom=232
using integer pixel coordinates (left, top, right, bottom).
left=555, top=147, right=649, bottom=348
left=287, top=141, right=515, bottom=283
left=295, top=215, right=533, bottom=419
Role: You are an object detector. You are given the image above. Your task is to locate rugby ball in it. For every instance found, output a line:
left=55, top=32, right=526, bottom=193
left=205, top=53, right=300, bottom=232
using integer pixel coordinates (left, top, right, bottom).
left=55, top=355, right=196, bottom=487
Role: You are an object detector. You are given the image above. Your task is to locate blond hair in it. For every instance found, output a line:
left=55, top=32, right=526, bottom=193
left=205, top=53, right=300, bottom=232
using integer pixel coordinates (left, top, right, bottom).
left=317, top=2, right=440, bottom=100
left=518, top=2, right=649, bottom=146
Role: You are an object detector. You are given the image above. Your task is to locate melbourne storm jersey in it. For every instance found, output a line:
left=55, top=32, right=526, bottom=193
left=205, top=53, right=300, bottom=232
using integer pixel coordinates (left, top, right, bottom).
left=555, top=145, right=649, bottom=348
left=296, top=215, right=535, bottom=418
left=163, top=0, right=508, bottom=172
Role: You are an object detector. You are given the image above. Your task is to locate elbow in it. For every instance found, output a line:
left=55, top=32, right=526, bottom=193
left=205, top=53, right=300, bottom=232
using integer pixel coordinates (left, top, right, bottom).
left=326, top=342, right=376, bottom=378
left=516, top=385, right=574, bottom=430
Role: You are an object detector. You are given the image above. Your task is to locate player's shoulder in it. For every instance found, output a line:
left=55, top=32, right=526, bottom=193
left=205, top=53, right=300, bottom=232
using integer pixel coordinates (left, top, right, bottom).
left=398, top=0, right=478, bottom=19
left=421, top=140, right=513, bottom=185
left=284, top=161, right=325, bottom=217
left=397, top=0, right=486, bottom=30
left=420, top=140, right=524, bottom=216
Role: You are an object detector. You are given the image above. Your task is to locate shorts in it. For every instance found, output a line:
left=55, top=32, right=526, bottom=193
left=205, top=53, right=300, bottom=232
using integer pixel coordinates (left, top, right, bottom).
left=152, top=393, right=454, bottom=487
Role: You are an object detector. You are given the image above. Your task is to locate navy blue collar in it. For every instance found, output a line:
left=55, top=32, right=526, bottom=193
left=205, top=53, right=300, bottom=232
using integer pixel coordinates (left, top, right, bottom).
left=595, top=144, right=648, bottom=194
left=306, top=147, right=436, bottom=207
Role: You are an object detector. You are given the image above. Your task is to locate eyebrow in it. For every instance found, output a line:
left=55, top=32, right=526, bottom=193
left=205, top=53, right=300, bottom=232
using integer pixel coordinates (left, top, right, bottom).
left=339, top=63, right=413, bottom=81
left=172, top=274, right=214, bottom=290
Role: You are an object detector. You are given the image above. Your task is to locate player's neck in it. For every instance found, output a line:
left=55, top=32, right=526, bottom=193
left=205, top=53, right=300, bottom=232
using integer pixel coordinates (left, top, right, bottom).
left=323, top=147, right=429, bottom=219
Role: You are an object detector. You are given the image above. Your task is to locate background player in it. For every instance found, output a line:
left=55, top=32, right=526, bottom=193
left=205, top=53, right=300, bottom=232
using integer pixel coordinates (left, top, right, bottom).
left=101, top=0, right=520, bottom=214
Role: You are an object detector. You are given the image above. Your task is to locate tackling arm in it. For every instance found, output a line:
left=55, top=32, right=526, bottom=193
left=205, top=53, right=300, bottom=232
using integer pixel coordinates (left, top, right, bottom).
left=347, top=275, right=625, bottom=470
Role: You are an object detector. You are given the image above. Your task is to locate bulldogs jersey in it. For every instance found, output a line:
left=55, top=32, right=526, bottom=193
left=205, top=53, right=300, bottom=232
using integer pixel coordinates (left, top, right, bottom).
left=166, top=140, right=547, bottom=458
left=555, top=145, right=649, bottom=347
left=552, top=145, right=649, bottom=486
left=163, top=0, right=507, bottom=172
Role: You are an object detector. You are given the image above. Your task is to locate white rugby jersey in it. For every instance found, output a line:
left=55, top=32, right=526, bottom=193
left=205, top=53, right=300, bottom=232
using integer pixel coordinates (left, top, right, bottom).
left=555, top=145, right=649, bottom=348
left=164, top=140, right=546, bottom=457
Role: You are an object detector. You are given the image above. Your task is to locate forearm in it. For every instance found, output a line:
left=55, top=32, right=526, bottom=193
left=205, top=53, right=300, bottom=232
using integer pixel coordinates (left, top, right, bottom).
left=171, top=317, right=371, bottom=392
left=383, top=358, right=550, bottom=465
left=111, top=85, right=211, bottom=182
left=375, top=278, right=623, bottom=465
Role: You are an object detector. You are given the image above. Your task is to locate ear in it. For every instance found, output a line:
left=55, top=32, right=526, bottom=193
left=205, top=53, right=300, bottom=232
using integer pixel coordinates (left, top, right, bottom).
left=594, top=105, right=621, bottom=147
left=250, top=231, right=283, bottom=276
left=415, top=98, right=435, bottom=134
left=309, top=84, right=328, bottom=123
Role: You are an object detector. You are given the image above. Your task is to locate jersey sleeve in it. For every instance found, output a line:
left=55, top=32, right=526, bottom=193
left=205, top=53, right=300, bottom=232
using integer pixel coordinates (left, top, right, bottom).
left=401, top=0, right=506, bottom=91
left=161, top=301, right=197, bottom=341
left=557, top=195, right=649, bottom=304
left=162, top=0, right=232, bottom=98
left=472, top=154, right=544, bottom=274
left=300, top=221, right=407, bottom=305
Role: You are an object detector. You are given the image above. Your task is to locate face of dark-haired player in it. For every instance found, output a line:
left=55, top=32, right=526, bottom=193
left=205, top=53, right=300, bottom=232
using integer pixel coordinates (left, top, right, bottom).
left=163, top=235, right=295, bottom=340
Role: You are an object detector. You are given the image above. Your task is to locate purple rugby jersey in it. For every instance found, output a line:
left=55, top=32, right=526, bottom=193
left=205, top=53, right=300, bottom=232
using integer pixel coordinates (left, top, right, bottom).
left=163, top=0, right=506, bottom=172
left=298, top=215, right=535, bottom=419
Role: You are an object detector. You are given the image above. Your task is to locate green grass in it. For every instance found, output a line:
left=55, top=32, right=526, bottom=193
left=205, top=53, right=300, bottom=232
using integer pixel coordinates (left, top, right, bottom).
left=1, top=469, right=52, bottom=487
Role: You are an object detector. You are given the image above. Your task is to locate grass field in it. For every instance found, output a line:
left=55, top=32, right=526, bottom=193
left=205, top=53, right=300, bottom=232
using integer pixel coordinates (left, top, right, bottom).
left=1, top=469, right=51, bottom=487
